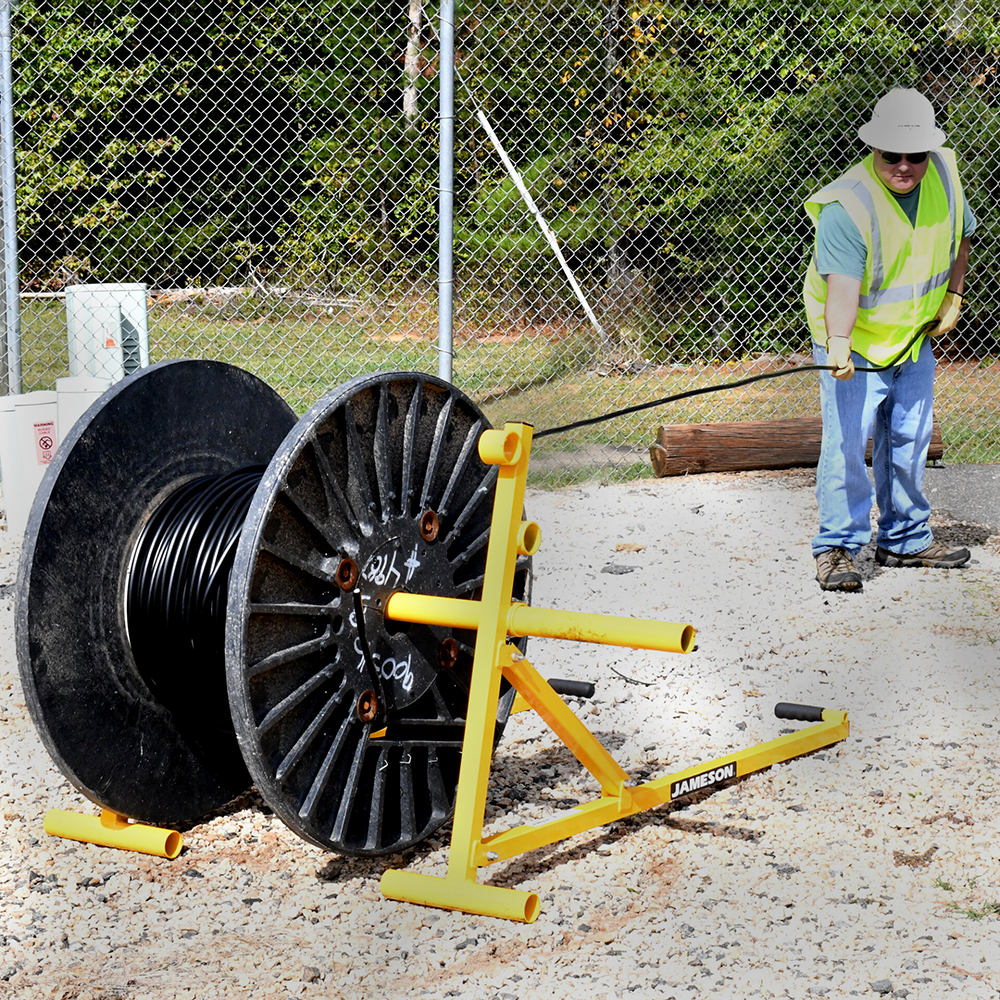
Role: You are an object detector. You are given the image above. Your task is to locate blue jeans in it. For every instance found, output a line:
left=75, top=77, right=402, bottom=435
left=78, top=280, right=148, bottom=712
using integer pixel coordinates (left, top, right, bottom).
left=812, top=340, right=936, bottom=557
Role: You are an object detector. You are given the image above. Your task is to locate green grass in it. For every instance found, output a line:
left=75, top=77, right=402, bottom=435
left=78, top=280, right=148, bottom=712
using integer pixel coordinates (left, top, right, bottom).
left=933, top=873, right=1000, bottom=920
left=493, top=359, right=1000, bottom=470
left=947, top=901, right=1000, bottom=921
left=17, top=297, right=1000, bottom=484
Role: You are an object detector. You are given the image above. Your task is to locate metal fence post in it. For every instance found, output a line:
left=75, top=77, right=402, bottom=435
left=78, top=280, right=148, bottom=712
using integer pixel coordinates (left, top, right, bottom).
left=0, top=0, right=19, bottom=395
left=437, top=0, right=454, bottom=384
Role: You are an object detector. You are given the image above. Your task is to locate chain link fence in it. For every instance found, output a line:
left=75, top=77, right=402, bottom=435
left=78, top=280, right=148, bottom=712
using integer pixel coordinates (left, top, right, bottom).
left=7, top=0, right=1000, bottom=482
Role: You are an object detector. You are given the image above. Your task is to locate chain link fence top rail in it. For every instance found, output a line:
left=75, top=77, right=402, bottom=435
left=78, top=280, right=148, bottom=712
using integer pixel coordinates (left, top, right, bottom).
left=9, top=0, right=1000, bottom=482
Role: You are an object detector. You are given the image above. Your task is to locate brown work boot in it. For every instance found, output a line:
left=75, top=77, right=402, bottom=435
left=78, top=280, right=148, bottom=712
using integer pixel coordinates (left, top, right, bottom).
left=815, top=548, right=863, bottom=592
left=875, top=540, right=971, bottom=568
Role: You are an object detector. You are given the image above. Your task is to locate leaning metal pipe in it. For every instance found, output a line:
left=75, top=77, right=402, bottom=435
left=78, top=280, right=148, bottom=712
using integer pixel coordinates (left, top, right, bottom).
left=383, top=592, right=696, bottom=654
left=472, top=106, right=610, bottom=350
left=437, top=0, right=454, bottom=383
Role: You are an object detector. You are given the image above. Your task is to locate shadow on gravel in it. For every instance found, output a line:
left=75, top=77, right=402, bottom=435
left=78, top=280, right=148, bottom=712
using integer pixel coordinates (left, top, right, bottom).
left=486, top=791, right=764, bottom=891
left=853, top=543, right=885, bottom=582
left=302, top=763, right=766, bottom=889
left=175, top=741, right=829, bottom=892
left=172, top=707, right=845, bottom=894
left=473, top=772, right=775, bottom=891
left=850, top=514, right=993, bottom=583
left=170, top=788, right=274, bottom=834
left=929, top=518, right=993, bottom=548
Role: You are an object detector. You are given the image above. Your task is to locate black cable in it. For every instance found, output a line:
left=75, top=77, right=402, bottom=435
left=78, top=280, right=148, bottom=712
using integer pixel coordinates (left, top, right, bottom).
left=535, top=321, right=938, bottom=439
left=125, top=466, right=264, bottom=703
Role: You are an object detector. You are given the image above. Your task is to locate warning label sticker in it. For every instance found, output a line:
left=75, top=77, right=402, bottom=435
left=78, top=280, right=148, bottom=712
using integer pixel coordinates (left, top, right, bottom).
left=34, top=420, right=56, bottom=465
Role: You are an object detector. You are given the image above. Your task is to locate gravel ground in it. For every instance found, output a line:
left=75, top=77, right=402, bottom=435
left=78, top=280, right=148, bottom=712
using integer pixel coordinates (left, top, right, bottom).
left=3, top=467, right=1000, bottom=1000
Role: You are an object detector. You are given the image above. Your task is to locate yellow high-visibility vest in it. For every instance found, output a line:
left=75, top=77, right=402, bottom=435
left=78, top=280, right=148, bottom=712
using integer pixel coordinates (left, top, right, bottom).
left=802, top=149, right=965, bottom=366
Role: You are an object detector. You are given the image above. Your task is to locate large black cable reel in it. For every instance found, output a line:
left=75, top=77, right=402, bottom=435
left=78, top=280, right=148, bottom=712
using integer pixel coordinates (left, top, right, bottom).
left=17, top=360, right=530, bottom=856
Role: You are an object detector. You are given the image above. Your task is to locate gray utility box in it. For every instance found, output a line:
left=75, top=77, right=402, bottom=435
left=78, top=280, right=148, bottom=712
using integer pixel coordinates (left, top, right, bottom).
left=65, top=283, right=150, bottom=382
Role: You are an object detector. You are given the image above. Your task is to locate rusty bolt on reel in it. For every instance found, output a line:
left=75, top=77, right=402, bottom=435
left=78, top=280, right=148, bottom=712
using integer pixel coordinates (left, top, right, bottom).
left=336, top=557, right=359, bottom=591
left=439, top=637, right=459, bottom=670
left=420, top=509, right=440, bottom=542
left=356, top=690, right=379, bottom=723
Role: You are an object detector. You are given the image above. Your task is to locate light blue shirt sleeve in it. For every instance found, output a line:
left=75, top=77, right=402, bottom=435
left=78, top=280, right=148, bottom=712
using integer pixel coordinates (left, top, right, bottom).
left=964, top=199, right=976, bottom=239
left=814, top=203, right=867, bottom=281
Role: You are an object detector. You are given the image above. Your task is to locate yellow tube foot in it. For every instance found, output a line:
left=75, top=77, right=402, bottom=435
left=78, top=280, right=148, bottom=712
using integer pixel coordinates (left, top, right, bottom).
left=380, top=869, right=541, bottom=923
left=43, top=809, right=183, bottom=859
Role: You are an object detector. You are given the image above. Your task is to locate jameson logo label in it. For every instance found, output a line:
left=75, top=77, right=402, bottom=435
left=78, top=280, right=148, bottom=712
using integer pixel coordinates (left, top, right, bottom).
left=670, top=761, right=737, bottom=799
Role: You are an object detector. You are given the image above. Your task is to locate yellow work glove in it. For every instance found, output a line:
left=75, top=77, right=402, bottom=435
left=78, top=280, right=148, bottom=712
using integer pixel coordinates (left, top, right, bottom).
left=826, top=336, right=855, bottom=381
left=934, top=289, right=965, bottom=336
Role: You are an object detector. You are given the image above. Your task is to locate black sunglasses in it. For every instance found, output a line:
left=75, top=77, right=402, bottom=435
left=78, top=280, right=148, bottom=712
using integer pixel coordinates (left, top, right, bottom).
left=878, top=150, right=928, bottom=165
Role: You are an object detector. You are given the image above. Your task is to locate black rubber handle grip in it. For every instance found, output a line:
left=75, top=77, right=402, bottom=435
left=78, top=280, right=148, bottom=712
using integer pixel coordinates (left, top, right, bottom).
left=548, top=678, right=596, bottom=699
left=774, top=702, right=825, bottom=722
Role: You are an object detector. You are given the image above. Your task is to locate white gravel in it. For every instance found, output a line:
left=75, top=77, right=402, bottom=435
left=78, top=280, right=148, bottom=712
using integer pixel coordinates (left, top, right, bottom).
left=2, top=467, right=1000, bottom=1000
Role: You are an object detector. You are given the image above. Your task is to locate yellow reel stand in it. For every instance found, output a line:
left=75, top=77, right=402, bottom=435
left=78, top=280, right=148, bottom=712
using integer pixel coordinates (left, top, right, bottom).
left=379, top=422, right=849, bottom=922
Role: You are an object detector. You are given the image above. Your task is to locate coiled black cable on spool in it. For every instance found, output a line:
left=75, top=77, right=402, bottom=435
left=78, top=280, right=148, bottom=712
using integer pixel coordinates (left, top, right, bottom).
left=124, top=465, right=265, bottom=781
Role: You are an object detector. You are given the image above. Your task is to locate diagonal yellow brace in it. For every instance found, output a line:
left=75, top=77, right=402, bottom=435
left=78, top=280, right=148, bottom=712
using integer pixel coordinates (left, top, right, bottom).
left=499, top=647, right=627, bottom=798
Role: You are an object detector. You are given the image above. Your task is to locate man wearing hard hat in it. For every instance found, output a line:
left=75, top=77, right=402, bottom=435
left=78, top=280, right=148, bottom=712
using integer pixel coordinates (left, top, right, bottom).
left=802, top=88, right=974, bottom=592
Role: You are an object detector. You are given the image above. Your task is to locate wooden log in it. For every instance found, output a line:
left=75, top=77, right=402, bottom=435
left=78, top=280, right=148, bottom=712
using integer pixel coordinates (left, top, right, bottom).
left=649, top=416, right=944, bottom=477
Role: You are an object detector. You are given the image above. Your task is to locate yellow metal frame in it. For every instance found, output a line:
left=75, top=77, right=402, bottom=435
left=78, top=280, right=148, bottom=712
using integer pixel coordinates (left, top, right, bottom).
left=379, top=422, right=849, bottom=922
left=44, top=808, right=183, bottom=858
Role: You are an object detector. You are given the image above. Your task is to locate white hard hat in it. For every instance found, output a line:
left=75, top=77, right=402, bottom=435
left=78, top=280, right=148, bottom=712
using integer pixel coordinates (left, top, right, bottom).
left=857, top=88, right=946, bottom=151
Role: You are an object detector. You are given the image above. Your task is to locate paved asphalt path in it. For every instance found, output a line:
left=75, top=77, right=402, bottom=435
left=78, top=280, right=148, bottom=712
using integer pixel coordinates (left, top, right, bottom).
left=923, top=462, right=1000, bottom=529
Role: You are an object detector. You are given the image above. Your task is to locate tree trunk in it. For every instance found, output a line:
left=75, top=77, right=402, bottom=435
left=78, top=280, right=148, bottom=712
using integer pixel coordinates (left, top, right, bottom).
left=404, top=0, right=423, bottom=123
left=649, top=416, right=944, bottom=476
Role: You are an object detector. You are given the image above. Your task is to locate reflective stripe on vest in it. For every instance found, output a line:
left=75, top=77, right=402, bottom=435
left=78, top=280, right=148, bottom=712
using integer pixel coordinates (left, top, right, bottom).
left=857, top=151, right=957, bottom=310
left=802, top=148, right=964, bottom=366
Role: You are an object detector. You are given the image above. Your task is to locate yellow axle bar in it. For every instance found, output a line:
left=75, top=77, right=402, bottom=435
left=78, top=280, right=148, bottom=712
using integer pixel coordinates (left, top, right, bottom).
left=384, top=593, right=695, bottom=654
